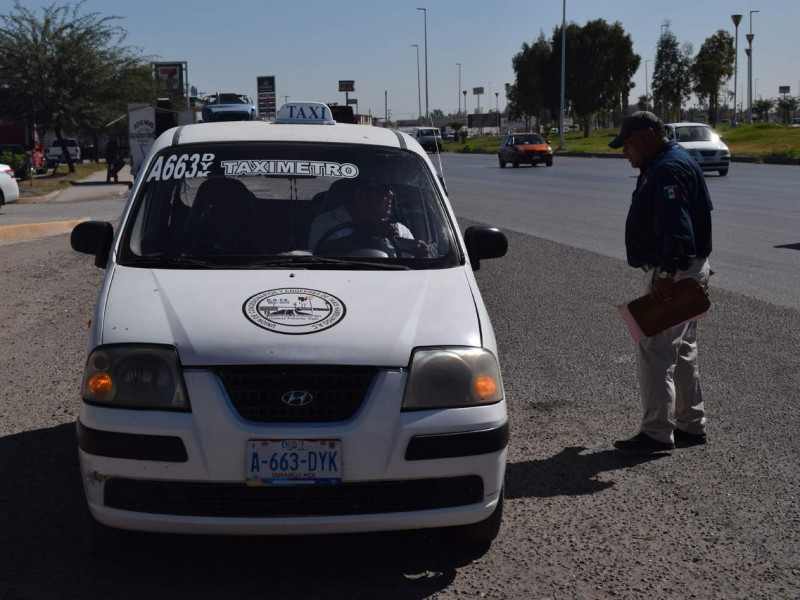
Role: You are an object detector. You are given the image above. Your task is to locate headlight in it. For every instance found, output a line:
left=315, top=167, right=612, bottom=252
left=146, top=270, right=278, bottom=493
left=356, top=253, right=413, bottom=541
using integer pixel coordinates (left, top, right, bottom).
left=81, top=344, right=189, bottom=411
left=402, top=347, right=503, bottom=410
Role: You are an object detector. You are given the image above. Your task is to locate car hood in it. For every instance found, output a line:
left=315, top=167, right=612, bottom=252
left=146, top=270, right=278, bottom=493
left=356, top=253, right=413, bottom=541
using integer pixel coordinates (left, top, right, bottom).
left=205, top=104, right=254, bottom=114
left=99, top=266, right=481, bottom=366
left=678, top=140, right=729, bottom=152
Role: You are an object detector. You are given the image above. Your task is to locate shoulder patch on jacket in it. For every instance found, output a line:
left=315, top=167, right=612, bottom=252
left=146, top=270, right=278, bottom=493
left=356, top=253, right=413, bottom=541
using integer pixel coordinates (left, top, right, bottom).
left=663, top=184, right=682, bottom=200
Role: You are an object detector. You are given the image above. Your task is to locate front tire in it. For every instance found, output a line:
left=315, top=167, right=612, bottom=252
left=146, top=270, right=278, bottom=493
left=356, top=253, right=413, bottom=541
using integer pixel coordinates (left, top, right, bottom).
left=545, top=159, right=553, bottom=167
left=718, top=168, right=728, bottom=176
left=498, top=156, right=506, bottom=168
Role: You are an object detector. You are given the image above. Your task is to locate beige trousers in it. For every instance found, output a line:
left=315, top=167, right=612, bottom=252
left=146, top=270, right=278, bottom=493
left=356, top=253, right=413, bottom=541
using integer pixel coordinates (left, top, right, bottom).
left=636, top=258, right=710, bottom=443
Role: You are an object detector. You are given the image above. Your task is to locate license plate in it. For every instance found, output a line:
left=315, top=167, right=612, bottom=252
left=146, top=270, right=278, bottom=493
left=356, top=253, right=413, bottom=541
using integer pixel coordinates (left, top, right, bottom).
left=246, top=439, right=342, bottom=486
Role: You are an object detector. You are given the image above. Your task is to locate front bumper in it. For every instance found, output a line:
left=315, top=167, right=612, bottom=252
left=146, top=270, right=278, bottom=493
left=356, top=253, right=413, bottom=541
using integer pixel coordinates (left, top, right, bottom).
left=78, top=369, right=507, bottom=535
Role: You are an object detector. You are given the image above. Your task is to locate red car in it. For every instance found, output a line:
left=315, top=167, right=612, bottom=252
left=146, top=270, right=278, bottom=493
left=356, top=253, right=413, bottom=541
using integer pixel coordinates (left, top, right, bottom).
left=497, top=133, right=553, bottom=168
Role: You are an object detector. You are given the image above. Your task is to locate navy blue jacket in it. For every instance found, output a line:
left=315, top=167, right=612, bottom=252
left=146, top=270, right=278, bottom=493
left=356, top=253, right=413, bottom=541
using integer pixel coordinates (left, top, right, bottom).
left=625, top=141, right=713, bottom=273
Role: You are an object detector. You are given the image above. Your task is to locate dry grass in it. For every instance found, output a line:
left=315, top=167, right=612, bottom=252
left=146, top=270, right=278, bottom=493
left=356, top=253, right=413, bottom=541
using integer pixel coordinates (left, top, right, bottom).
left=18, top=161, right=108, bottom=198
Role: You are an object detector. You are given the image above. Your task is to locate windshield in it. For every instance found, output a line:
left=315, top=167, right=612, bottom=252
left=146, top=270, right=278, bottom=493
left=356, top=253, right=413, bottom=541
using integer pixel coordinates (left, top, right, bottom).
left=119, top=142, right=459, bottom=269
left=511, top=134, right=544, bottom=145
left=207, top=94, right=250, bottom=105
left=673, top=126, right=715, bottom=142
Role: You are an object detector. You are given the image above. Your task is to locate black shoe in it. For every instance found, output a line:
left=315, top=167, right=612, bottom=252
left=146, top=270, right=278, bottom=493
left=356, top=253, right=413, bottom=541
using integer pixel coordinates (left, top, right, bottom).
left=674, top=429, right=707, bottom=446
left=613, top=432, right=674, bottom=452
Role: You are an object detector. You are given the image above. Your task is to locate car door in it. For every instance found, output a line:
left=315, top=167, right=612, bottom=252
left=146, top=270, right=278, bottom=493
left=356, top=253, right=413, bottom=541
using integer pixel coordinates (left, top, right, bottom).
left=499, top=136, right=513, bottom=160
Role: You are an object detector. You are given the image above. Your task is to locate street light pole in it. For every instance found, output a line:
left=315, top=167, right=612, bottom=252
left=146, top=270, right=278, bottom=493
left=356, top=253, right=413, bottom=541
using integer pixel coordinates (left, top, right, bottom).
left=558, top=0, right=566, bottom=151
left=457, top=63, right=461, bottom=116
left=413, top=45, right=422, bottom=122
left=745, top=44, right=752, bottom=122
left=731, top=14, right=742, bottom=126
left=417, top=8, right=429, bottom=120
left=495, top=92, right=499, bottom=133
left=747, top=10, right=759, bottom=124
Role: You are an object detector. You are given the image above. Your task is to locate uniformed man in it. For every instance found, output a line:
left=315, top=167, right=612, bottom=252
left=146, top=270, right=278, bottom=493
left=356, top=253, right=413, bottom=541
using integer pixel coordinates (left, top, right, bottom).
left=609, top=111, right=713, bottom=452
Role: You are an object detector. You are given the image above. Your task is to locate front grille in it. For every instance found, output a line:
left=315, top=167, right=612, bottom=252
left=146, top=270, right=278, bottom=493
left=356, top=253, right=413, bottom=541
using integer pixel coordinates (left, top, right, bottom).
left=700, top=150, right=718, bottom=157
left=103, top=476, right=484, bottom=517
left=217, top=366, right=378, bottom=423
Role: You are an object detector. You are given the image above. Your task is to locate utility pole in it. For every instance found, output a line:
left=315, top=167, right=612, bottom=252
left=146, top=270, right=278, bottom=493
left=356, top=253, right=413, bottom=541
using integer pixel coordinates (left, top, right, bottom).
left=731, top=14, right=742, bottom=126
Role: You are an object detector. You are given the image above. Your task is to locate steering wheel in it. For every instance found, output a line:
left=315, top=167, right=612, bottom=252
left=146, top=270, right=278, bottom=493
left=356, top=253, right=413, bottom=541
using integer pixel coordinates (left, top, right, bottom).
left=314, top=221, right=403, bottom=257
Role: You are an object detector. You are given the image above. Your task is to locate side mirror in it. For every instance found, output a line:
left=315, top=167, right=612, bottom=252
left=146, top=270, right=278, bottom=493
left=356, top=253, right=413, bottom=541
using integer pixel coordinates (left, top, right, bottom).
left=464, top=225, right=508, bottom=271
left=71, top=221, right=114, bottom=268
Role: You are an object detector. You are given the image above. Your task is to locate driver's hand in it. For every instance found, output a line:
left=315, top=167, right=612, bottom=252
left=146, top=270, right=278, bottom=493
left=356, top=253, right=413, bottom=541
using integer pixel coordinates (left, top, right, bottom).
left=413, top=240, right=432, bottom=257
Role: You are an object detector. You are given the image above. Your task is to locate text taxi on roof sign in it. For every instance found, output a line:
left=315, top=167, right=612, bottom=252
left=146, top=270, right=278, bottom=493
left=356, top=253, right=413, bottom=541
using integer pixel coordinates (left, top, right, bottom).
left=70, top=100, right=510, bottom=550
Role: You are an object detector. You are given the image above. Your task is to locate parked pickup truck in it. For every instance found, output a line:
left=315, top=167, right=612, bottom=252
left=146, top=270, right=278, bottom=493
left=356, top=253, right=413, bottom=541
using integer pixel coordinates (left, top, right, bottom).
left=47, top=138, right=82, bottom=166
left=410, top=127, right=442, bottom=152
left=201, top=93, right=258, bottom=122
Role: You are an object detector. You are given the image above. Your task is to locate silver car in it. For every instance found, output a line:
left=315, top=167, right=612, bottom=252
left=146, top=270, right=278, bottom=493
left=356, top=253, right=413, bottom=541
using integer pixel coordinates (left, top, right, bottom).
left=666, top=123, right=731, bottom=176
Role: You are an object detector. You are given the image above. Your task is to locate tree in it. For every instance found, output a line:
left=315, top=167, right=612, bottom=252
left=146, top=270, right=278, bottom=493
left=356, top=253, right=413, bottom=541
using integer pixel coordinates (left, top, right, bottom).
left=552, top=19, right=639, bottom=136
left=509, top=20, right=638, bottom=137
left=0, top=1, right=156, bottom=173
left=508, top=32, right=554, bottom=131
left=776, top=95, right=799, bottom=124
left=752, top=97, right=774, bottom=123
left=651, top=28, right=693, bottom=122
left=690, top=30, right=734, bottom=126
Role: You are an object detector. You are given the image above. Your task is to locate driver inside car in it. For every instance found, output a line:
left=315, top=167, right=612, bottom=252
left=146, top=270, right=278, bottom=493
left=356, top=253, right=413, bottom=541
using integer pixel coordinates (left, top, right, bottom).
left=308, top=179, right=431, bottom=257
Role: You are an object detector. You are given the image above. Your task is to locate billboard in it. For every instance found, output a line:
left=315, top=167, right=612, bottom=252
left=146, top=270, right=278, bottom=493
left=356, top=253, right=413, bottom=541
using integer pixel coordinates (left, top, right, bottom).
left=257, top=76, right=277, bottom=119
left=153, top=62, right=187, bottom=96
left=128, top=104, right=157, bottom=177
left=339, top=80, right=355, bottom=92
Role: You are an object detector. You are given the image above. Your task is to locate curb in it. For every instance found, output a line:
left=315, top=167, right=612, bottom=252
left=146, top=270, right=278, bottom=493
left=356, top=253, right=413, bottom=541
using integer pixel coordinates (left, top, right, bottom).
left=0, top=217, right=89, bottom=244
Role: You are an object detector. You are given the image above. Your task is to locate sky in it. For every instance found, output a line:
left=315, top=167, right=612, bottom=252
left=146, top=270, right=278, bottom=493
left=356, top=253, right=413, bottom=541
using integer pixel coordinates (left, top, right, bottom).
left=14, top=0, right=800, bottom=121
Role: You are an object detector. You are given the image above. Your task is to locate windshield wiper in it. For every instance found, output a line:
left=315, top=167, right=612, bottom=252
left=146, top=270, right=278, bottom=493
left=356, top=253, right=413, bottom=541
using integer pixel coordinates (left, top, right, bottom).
left=122, top=256, right=229, bottom=269
left=122, top=255, right=411, bottom=270
left=243, top=255, right=410, bottom=270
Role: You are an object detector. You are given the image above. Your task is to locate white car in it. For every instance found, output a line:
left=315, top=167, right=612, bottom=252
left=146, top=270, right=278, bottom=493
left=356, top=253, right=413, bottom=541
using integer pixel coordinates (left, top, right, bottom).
left=665, top=122, right=731, bottom=176
left=71, top=101, right=509, bottom=549
left=0, top=163, right=20, bottom=208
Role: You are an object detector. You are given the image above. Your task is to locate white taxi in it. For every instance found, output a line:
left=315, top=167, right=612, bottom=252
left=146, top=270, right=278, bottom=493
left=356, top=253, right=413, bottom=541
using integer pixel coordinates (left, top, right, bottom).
left=71, top=102, right=509, bottom=548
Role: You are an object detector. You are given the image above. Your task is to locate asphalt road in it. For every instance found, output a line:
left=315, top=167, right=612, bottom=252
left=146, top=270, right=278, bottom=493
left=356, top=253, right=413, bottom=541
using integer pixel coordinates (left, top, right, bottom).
left=439, top=154, right=800, bottom=311
left=0, top=157, right=798, bottom=599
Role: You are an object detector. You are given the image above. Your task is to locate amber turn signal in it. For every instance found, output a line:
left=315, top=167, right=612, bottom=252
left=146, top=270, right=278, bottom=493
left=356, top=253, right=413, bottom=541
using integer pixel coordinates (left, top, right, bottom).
left=87, top=372, right=113, bottom=396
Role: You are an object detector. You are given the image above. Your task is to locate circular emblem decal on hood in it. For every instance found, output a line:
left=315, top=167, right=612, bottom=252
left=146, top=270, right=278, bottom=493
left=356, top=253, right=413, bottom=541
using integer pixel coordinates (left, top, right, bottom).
left=243, top=288, right=346, bottom=334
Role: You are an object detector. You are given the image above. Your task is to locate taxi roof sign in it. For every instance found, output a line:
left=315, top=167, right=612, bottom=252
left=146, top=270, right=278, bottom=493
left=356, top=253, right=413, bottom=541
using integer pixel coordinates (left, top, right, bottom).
left=275, top=101, right=336, bottom=125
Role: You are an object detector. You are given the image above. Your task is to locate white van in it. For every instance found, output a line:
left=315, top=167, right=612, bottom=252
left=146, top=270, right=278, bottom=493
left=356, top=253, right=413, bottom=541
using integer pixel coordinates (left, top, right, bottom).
left=71, top=101, right=509, bottom=549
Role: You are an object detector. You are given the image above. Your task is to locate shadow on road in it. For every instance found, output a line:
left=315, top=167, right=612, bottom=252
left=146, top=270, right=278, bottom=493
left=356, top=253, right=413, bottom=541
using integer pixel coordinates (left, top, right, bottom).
left=505, top=445, right=669, bottom=499
left=0, top=423, right=490, bottom=599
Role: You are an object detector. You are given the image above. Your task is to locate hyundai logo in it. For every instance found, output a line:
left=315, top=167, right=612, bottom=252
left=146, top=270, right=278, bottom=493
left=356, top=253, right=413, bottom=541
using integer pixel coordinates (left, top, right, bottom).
left=281, top=391, right=314, bottom=407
